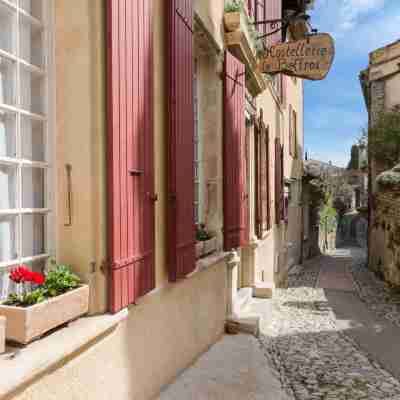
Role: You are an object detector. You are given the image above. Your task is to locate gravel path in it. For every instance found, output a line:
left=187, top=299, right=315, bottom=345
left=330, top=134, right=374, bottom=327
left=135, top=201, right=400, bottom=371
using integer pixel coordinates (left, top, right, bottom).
left=260, top=248, right=400, bottom=400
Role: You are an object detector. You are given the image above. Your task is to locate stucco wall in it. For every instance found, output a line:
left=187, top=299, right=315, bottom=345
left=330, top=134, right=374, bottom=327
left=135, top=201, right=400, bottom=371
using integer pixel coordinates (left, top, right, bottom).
left=10, top=261, right=227, bottom=400
left=55, top=0, right=107, bottom=313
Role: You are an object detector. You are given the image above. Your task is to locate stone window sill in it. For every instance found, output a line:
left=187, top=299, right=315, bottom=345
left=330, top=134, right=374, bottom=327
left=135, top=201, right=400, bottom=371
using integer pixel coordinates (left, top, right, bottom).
left=0, top=309, right=128, bottom=398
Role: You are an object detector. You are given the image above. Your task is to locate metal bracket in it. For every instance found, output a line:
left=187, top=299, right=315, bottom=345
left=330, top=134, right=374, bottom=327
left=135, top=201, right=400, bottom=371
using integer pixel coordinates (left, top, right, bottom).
left=64, top=164, right=73, bottom=227
left=253, top=12, right=311, bottom=40
left=129, top=168, right=143, bottom=176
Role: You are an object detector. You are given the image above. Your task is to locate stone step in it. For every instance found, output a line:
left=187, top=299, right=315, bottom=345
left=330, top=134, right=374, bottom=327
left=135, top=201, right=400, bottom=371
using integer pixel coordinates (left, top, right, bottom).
left=227, top=313, right=261, bottom=337
left=233, top=287, right=253, bottom=315
left=253, top=282, right=274, bottom=299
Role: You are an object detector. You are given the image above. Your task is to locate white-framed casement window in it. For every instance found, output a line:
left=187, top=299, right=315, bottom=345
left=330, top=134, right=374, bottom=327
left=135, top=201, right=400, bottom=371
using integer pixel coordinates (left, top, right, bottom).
left=0, top=0, right=53, bottom=300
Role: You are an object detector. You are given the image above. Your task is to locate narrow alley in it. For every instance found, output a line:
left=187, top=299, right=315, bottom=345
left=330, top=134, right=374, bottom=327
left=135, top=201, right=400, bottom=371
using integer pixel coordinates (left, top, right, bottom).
left=161, top=245, right=400, bottom=400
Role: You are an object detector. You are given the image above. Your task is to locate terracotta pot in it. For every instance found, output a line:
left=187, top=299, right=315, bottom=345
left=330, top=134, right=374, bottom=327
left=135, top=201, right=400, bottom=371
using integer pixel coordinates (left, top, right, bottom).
left=0, top=285, right=89, bottom=345
left=224, top=11, right=241, bottom=32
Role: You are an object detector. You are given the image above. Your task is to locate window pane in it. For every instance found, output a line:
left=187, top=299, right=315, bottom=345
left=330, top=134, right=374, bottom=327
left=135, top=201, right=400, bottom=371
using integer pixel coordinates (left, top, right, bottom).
left=0, top=3, right=15, bottom=54
left=22, top=213, right=45, bottom=257
left=21, top=116, right=45, bottom=161
left=19, top=0, right=43, bottom=20
left=0, top=164, right=17, bottom=209
left=0, top=265, right=16, bottom=301
left=0, top=110, right=16, bottom=158
left=0, top=57, right=16, bottom=106
left=22, top=167, right=45, bottom=208
left=19, top=16, right=44, bottom=67
left=20, top=66, right=45, bottom=114
left=0, top=215, right=18, bottom=262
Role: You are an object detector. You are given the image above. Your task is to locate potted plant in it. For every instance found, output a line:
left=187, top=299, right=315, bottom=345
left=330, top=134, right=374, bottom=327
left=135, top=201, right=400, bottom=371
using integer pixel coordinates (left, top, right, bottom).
left=224, top=1, right=243, bottom=32
left=0, top=262, right=89, bottom=344
left=196, top=224, right=217, bottom=258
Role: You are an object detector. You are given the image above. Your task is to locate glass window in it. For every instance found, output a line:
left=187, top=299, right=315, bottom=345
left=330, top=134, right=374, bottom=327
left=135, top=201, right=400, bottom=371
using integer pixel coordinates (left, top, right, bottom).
left=0, top=0, right=50, bottom=300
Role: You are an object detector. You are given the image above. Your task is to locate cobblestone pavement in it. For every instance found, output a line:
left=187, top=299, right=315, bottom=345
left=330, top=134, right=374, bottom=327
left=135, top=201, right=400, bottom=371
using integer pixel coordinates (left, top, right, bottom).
left=260, top=247, right=400, bottom=400
left=350, top=259, right=400, bottom=328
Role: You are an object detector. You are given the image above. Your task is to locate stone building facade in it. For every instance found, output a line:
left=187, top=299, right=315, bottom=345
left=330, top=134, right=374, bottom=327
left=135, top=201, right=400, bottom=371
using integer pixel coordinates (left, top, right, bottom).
left=0, top=1, right=308, bottom=399
left=360, top=39, right=400, bottom=285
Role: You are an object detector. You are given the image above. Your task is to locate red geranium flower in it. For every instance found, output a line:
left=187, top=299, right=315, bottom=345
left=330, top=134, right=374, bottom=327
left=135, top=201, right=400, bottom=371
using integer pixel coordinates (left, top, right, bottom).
left=9, top=265, right=38, bottom=284
left=31, top=272, right=45, bottom=285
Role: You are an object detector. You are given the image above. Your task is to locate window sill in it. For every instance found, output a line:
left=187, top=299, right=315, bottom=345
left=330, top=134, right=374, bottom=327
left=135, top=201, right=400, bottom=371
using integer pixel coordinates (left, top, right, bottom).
left=0, top=309, right=128, bottom=398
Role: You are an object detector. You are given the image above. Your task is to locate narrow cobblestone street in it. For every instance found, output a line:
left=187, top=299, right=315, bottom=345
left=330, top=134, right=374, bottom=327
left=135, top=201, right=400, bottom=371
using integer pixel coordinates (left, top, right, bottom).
left=161, top=246, right=400, bottom=399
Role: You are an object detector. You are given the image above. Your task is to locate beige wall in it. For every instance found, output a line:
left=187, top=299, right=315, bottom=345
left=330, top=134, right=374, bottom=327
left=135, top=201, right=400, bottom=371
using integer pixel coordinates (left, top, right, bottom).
left=13, top=1, right=306, bottom=398
left=10, top=261, right=227, bottom=400
left=55, top=0, right=107, bottom=313
left=195, top=48, right=224, bottom=248
left=248, top=75, right=304, bottom=287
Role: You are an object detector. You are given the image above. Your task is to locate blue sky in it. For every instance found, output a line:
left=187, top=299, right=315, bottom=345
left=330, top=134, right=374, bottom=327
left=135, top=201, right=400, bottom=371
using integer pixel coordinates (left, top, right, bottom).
left=304, top=0, right=400, bottom=167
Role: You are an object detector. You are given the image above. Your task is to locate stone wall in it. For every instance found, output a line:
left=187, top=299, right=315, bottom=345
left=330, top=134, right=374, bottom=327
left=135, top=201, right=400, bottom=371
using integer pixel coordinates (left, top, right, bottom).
left=370, top=188, right=400, bottom=285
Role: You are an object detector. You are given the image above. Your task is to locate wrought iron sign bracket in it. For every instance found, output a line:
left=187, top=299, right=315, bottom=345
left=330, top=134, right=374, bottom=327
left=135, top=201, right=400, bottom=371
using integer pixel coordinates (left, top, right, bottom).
left=252, top=13, right=311, bottom=40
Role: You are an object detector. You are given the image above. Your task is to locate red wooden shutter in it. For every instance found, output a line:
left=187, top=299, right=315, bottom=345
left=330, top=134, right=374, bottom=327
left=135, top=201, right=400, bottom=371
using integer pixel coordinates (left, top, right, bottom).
left=265, top=127, right=271, bottom=231
left=166, top=0, right=196, bottom=281
left=255, top=1, right=266, bottom=35
left=256, top=109, right=269, bottom=238
left=293, top=109, right=298, bottom=158
left=266, top=0, right=282, bottom=46
left=255, top=119, right=262, bottom=238
left=247, top=0, right=255, bottom=19
left=289, top=104, right=293, bottom=156
left=281, top=74, right=286, bottom=106
left=107, top=0, right=155, bottom=313
left=275, top=137, right=283, bottom=224
left=224, top=51, right=248, bottom=250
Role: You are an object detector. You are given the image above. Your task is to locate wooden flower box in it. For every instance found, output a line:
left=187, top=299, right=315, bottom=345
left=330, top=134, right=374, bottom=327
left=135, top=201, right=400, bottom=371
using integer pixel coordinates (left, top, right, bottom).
left=196, top=237, right=218, bottom=259
left=0, top=285, right=89, bottom=345
left=0, top=316, right=5, bottom=354
left=224, top=11, right=241, bottom=32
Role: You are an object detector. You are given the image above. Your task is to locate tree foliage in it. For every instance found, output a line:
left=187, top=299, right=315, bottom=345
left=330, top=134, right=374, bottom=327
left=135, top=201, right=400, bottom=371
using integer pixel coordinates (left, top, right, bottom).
left=369, top=109, right=400, bottom=168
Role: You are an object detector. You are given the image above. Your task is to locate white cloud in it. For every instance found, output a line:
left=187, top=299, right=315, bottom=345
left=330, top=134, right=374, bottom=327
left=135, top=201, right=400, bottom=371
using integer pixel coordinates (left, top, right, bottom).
left=311, top=0, right=386, bottom=37
left=340, top=0, right=385, bottom=32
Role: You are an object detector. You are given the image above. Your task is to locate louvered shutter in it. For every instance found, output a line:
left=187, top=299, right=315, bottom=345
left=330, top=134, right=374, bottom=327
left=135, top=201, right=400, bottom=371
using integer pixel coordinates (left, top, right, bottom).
left=275, top=137, right=283, bottom=224
left=265, top=0, right=282, bottom=46
left=289, top=104, right=293, bottom=156
left=281, top=74, right=286, bottom=106
left=247, top=0, right=255, bottom=19
left=265, top=127, right=271, bottom=231
left=224, top=51, right=248, bottom=250
left=280, top=144, right=285, bottom=221
left=166, top=0, right=196, bottom=281
left=255, top=1, right=266, bottom=35
left=293, top=109, right=298, bottom=158
left=255, top=119, right=263, bottom=238
left=256, top=110, right=269, bottom=238
left=107, top=0, right=155, bottom=313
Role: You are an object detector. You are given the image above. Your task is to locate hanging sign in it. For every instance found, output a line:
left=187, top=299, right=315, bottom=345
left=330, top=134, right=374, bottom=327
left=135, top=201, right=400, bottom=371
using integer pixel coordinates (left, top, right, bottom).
left=258, top=33, right=335, bottom=81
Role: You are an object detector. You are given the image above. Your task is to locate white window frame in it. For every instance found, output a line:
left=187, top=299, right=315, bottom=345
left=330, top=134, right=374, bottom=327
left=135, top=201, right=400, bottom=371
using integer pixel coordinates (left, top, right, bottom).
left=0, top=0, right=55, bottom=278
